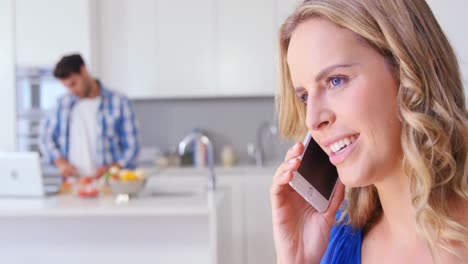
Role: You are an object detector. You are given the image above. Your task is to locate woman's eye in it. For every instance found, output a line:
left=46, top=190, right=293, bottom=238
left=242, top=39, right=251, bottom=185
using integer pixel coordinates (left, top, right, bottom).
left=327, top=76, right=347, bottom=88
left=299, top=93, right=308, bottom=104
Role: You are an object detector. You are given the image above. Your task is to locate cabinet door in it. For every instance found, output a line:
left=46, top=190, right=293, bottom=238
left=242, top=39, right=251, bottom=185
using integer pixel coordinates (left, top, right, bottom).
left=102, top=0, right=217, bottom=99
left=154, top=0, right=217, bottom=98
left=217, top=0, right=276, bottom=97
left=15, top=0, right=98, bottom=70
left=99, top=0, right=129, bottom=95
left=244, top=172, right=276, bottom=264
left=125, top=0, right=159, bottom=98
left=101, top=0, right=159, bottom=98
left=216, top=175, right=246, bottom=264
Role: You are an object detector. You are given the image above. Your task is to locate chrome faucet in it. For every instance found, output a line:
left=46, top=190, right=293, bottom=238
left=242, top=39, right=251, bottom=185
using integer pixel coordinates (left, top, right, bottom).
left=178, top=130, right=216, bottom=191
left=252, top=122, right=278, bottom=167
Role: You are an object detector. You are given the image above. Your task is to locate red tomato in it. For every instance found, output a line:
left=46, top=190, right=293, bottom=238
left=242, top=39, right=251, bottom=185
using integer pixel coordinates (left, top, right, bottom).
left=77, top=189, right=99, bottom=198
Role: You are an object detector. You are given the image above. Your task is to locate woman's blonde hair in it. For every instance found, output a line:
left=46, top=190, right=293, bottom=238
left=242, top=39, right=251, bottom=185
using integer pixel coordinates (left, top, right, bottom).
left=277, top=0, right=468, bottom=257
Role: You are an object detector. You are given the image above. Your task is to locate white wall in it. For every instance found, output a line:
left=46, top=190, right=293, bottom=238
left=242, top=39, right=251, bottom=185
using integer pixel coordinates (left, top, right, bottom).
left=0, top=0, right=16, bottom=151
left=427, top=0, right=468, bottom=98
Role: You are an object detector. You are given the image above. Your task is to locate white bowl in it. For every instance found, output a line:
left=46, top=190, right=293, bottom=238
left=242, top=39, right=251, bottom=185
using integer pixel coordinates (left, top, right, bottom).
left=108, top=179, right=147, bottom=197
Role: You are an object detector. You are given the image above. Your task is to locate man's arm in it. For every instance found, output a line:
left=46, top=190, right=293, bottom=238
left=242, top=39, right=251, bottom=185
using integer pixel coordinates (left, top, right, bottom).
left=115, top=97, right=141, bottom=169
left=39, top=106, right=63, bottom=165
left=39, top=104, right=78, bottom=177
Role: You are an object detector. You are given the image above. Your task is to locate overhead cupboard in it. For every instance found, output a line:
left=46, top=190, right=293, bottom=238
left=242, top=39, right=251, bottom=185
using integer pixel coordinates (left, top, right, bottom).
left=99, top=0, right=303, bottom=99
left=15, top=0, right=99, bottom=72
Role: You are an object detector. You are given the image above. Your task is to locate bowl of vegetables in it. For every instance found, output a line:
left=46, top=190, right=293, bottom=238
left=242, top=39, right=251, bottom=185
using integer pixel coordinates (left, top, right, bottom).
left=104, top=166, right=148, bottom=197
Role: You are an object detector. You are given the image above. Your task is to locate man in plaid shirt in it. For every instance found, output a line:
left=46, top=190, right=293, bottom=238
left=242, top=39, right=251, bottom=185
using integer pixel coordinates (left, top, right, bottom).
left=40, top=54, right=140, bottom=178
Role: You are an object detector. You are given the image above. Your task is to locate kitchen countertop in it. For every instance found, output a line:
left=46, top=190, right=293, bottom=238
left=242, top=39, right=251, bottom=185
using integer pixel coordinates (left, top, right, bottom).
left=0, top=184, right=225, bottom=218
left=2, top=164, right=276, bottom=218
left=42, top=163, right=280, bottom=178
left=147, top=163, right=279, bottom=177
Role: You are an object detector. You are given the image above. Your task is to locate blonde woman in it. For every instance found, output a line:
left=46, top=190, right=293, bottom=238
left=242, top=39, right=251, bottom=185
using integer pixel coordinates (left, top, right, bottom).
left=271, top=0, right=468, bottom=263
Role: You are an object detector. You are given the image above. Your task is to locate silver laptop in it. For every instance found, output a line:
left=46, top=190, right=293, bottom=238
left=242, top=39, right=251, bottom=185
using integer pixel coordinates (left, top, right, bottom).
left=0, top=152, right=60, bottom=197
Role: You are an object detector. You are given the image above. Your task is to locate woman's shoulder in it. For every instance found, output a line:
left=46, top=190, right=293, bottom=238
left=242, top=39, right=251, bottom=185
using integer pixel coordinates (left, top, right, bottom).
left=320, top=210, right=363, bottom=264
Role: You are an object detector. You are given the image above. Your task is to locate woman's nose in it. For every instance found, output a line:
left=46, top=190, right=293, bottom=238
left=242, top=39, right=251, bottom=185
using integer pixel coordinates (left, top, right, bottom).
left=306, top=97, right=335, bottom=131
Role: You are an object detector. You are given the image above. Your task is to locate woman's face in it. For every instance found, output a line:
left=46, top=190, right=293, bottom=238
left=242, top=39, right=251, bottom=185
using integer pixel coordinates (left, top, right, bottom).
left=287, top=18, right=402, bottom=187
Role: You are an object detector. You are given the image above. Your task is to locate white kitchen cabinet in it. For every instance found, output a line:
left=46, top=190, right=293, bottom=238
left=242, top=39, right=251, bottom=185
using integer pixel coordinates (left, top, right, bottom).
left=0, top=0, right=16, bottom=151
left=150, top=166, right=277, bottom=264
left=101, top=0, right=280, bottom=99
left=104, top=0, right=290, bottom=98
left=244, top=172, right=277, bottom=264
left=0, top=190, right=228, bottom=264
left=15, top=0, right=99, bottom=72
left=101, top=0, right=217, bottom=99
left=217, top=175, right=247, bottom=264
left=217, top=0, right=277, bottom=97
left=148, top=171, right=246, bottom=264
left=154, top=0, right=217, bottom=98
left=98, top=0, right=129, bottom=94
left=124, top=0, right=159, bottom=98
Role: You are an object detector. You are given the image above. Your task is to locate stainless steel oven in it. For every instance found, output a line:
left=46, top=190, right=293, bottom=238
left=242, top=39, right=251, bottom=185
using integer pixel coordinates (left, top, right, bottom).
left=16, top=67, right=65, bottom=154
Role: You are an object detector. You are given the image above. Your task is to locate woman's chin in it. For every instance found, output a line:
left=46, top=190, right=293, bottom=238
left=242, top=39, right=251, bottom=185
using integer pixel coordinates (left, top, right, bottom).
left=337, top=170, right=368, bottom=188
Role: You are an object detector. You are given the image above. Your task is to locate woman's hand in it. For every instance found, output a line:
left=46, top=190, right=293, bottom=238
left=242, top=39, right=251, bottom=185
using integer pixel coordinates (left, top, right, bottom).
left=271, top=143, right=345, bottom=264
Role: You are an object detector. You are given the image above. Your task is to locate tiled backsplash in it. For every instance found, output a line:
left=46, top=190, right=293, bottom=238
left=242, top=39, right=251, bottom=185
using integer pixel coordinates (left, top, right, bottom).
left=133, top=97, right=292, bottom=165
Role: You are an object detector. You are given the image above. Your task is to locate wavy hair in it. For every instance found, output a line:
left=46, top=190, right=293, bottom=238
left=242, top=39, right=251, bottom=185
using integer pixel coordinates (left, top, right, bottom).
left=277, top=0, right=468, bottom=258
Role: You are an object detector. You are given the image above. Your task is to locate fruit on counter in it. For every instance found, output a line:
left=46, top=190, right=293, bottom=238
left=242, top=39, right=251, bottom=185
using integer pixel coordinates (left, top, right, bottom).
left=59, top=181, right=73, bottom=195
left=119, top=170, right=138, bottom=181
left=109, top=166, right=120, bottom=175
left=104, top=166, right=147, bottom=182
left=77, top=188, right=99, bottom=198
left=111, top=175, right=120, bottom=181
left=77, top=176, right=99, bottom=198
left=103, top=166, right=120, bottom=181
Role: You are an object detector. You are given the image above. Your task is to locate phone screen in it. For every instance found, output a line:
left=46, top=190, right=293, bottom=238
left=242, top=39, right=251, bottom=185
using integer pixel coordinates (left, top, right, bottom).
left=297, top=138, right=338, bottom=199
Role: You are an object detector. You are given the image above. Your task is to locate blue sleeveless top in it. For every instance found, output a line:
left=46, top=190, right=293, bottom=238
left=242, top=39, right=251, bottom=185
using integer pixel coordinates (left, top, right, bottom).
left=320, top=211, right=362, bottom=264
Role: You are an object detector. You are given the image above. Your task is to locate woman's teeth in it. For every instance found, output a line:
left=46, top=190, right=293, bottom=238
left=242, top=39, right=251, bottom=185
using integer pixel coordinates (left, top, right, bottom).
left=330, top=135, right=358, bottom=154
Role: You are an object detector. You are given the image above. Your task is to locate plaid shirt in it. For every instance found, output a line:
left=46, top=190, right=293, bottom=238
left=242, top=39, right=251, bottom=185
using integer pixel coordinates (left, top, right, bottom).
left=39, top=83, right=140, bottom=169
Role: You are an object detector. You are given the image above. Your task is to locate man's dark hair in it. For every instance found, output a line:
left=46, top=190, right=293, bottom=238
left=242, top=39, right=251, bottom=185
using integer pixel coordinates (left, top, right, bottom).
left=53, top=54, right=85, bottom=79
